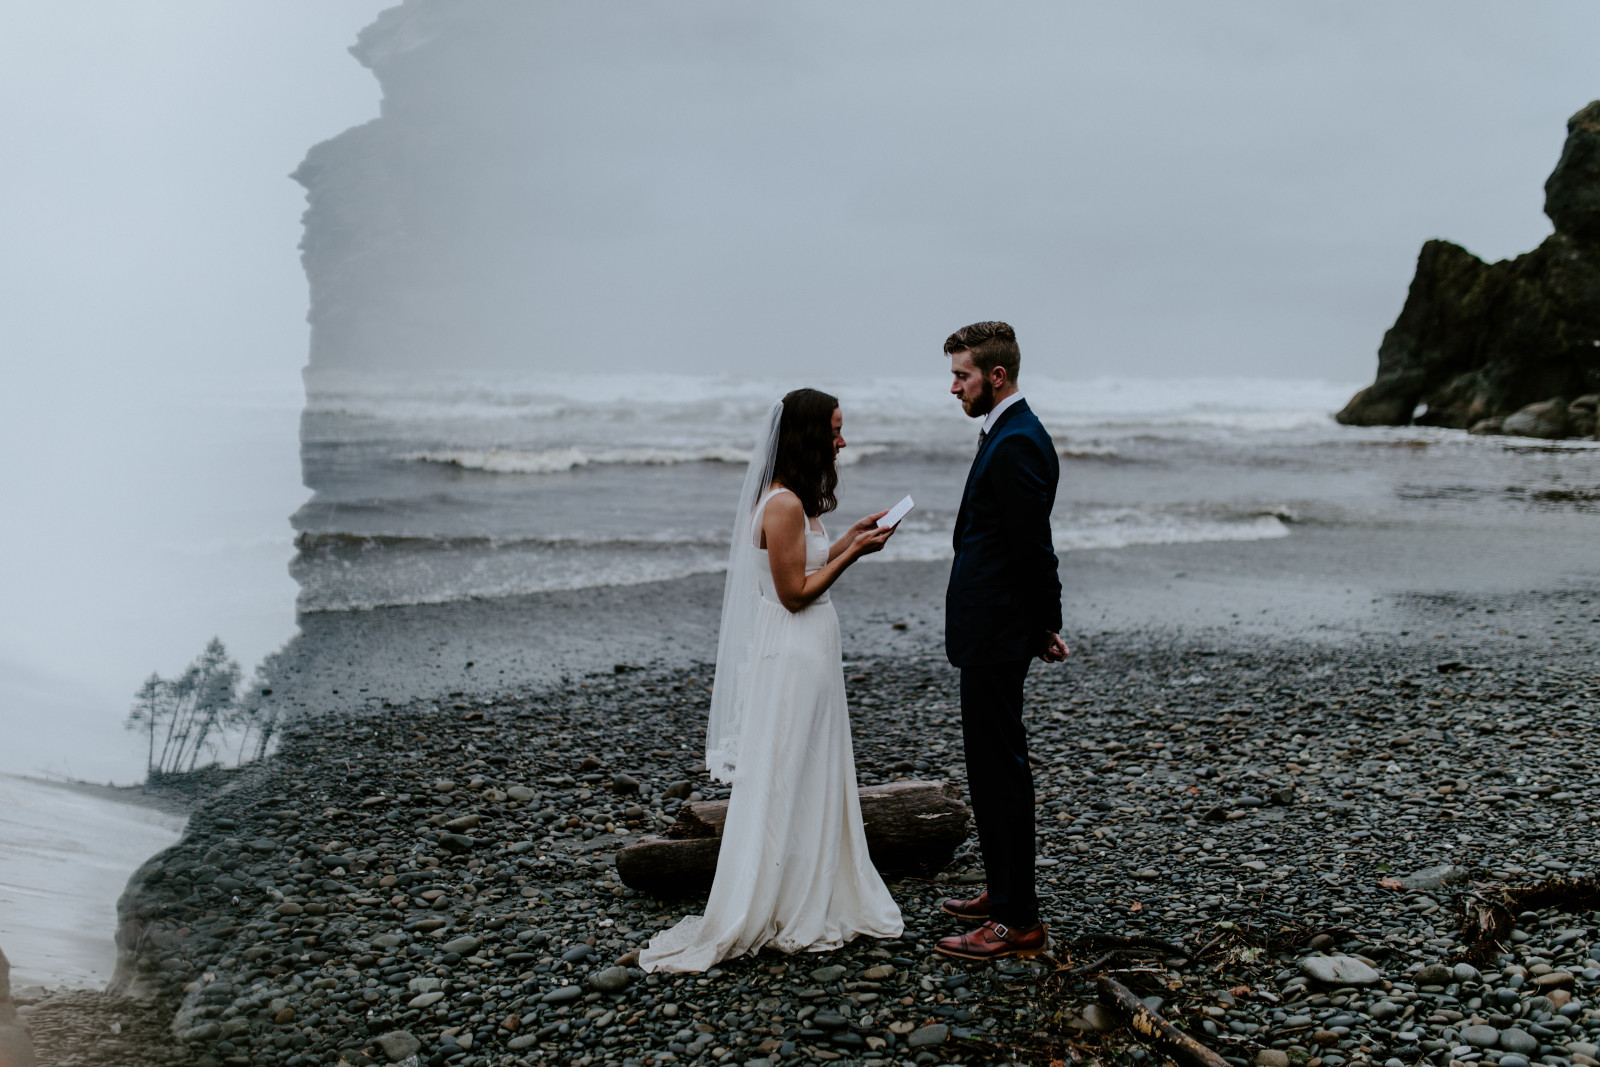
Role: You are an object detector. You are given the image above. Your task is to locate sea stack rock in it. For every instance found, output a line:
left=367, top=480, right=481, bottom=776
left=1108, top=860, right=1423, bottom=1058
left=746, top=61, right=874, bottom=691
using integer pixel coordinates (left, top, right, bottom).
left=1337, top=102, right=1600, bottom=435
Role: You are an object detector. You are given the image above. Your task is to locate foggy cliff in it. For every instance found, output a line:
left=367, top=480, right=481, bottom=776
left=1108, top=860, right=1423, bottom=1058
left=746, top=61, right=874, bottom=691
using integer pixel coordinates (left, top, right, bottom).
left=290, top=1, right=1596, bottom=380
left=291, top=1, right=945, bottom=376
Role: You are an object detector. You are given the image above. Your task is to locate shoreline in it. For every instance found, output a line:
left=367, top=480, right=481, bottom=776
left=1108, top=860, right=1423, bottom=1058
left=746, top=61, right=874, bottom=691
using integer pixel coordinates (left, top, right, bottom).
left=11, top=772, right=216, bottom=820
left=254, top=511, right=1600, bottom=730
left=0, top=774, right=188, bottom=997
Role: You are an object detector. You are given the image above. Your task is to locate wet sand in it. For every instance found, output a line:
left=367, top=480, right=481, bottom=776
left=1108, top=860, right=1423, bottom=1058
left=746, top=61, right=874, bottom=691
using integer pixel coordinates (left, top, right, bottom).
left=257, top=507, right=1600, bottom=717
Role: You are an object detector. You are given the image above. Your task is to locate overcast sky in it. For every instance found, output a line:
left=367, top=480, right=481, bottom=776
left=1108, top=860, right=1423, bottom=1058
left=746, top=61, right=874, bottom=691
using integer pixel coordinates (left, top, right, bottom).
left=3, top=1, right=1596, bottom=394
left=0, top=1, right=1596, bottom=779
left=299, top=0, right=1599, bottom=379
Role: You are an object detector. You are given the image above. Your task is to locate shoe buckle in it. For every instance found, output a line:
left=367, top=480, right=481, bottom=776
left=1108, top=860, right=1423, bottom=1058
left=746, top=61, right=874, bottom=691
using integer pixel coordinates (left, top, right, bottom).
left=992, top=923, right=1010, bottom=940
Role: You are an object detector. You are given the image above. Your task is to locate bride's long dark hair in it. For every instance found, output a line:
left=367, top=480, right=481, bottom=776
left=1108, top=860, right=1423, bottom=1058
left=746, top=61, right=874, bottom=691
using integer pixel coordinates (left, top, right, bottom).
left=774, top=388, right=839, bottom=518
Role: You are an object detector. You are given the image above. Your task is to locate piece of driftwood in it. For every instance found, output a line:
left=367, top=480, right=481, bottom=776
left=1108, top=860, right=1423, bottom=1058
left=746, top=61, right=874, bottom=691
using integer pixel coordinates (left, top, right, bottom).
left=1097, top=975, right=1229, bottom=1067
left=615, top=780, right=970, bottom=897
left=1455, top=877, right=1600, bottom=963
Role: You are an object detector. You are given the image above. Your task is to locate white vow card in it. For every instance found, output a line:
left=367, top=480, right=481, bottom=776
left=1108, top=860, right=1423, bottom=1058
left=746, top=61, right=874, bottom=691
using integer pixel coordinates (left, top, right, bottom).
left=877, top=494, right=915, bottom=528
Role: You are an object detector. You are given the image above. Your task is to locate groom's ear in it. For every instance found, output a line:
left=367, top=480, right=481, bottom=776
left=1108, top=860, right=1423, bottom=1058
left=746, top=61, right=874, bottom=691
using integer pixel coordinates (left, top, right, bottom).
left=989, top=364, right=1010, bottom=390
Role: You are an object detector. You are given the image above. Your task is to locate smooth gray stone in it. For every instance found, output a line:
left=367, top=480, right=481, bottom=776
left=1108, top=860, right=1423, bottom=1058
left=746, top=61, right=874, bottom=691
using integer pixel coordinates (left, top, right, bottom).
left=1415, top=964, right=1455, bottom=986
left=1300, top=956, right=1382, bottom=987
left=1461, top=1025, right=1501, bottom=1047
left=540, top=985, right=583, bottom=1004
left=1500, top=1028, right=1540, bottom=1054
left=1082, top=1003, right=1117, bottom=1032
left=588, top=966, right=631, bottom=993
left=375, top=1030, right=420, bottom=1061
left=907, top=1023, right=950, bottom=1048
left=440, top=935, right=479, bottom=956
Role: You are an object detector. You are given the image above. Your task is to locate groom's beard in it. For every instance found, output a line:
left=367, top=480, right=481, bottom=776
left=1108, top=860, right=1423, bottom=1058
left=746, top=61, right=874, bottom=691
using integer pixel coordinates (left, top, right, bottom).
left=964, top=378, right=996, bottom=418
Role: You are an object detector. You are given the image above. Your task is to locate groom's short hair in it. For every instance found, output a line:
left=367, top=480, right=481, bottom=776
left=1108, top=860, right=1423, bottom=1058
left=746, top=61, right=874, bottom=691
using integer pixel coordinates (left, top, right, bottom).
left=944, top=321, right=1021, bottom=384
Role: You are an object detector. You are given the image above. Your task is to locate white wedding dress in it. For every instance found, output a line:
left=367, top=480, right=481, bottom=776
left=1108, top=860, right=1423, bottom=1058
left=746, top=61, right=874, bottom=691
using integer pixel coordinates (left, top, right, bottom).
left=638, top=488, right=904, bottom=972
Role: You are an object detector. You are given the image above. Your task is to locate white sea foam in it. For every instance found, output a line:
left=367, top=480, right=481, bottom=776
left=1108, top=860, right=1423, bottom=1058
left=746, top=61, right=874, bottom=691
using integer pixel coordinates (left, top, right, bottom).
left=296, top=509, right=1291, bottom=611
left=400, top=443, right=890, bottom=474
left=401, top=446, right=752, bottom=474
left=874, top=512, right=1289, bottom=563
left=1057, top=442, right=1119, bottom=458
left=295, top=540, right=731, bottom=613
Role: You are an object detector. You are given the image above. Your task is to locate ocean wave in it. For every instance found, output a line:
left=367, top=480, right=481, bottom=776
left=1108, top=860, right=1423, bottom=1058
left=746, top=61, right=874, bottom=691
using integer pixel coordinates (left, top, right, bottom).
left=293, top=508, right=1291, bottom=612
left=400, top=447, right=749, bottom=474
left=293, top=538, right=730, bottom=613
left=1057, top=443, right=1119, bottom=458
left=398, top=443, right=890, bottom=474
left=1058, top=513, right=1289, bottom=551
left=294, top=531, right=725, bottom=552
left=872, top=511, right=1289, bottom=563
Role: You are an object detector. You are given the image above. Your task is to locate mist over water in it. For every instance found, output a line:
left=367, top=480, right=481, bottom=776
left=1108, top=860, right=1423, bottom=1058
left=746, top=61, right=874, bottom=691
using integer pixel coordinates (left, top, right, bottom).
left=0, top=381, right=305, bottom=783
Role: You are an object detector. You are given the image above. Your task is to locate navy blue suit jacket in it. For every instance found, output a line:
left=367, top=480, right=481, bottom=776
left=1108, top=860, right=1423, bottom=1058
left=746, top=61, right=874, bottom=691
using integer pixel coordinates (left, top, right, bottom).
left=945, top=398, right=1063, bottom=668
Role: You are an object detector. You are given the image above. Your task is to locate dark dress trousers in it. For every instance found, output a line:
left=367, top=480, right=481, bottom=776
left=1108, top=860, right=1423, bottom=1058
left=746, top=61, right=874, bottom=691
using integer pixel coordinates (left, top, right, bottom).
left=945, top=398, right=1062, bottom=929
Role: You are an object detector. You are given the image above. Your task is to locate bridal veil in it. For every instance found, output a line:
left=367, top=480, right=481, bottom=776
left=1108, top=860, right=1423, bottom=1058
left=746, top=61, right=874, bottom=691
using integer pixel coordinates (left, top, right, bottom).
left=703, top=399, right=783, bottom=784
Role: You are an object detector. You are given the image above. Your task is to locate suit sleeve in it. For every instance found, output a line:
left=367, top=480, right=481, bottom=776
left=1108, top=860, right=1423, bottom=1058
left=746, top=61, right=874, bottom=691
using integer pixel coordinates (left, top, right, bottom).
left=990, top=433, right=1063, bottom=636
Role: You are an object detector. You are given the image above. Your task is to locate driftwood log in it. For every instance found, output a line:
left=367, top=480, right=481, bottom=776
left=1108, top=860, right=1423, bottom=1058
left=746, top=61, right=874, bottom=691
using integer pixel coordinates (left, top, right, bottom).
left=615, top=780, right=970, bottom=898
left=1097, top=975, right=1229, bottom=1067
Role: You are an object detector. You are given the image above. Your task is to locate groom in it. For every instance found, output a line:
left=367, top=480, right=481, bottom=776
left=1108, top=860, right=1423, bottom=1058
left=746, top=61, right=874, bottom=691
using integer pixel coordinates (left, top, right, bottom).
left=935, top=321, right=1068, bottom=961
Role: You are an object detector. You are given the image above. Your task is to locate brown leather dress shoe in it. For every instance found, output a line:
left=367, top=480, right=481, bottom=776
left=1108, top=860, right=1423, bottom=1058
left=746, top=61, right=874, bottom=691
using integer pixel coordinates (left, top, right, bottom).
left=935, top=920, right=1048, bottom=961
left=940, top=889, right=990, bottom=922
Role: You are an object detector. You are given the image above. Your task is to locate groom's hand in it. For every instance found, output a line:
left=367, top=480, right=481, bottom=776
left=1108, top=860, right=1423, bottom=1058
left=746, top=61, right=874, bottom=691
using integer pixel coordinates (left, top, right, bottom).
left=1040, top=632, right=1070, bottom=663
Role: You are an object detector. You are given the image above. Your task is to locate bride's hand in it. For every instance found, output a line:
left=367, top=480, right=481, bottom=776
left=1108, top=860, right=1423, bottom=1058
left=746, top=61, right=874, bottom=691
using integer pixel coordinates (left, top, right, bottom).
left=848, top=523, right=895, bottom=558
left=849, top=510, right=890, bottom=537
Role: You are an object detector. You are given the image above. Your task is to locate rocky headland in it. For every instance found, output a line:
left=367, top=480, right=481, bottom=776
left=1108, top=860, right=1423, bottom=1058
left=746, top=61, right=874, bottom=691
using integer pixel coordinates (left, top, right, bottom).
left=1337, top=102, right=1600, bottom=439
left=24, top=591, right=1600, bottom=1067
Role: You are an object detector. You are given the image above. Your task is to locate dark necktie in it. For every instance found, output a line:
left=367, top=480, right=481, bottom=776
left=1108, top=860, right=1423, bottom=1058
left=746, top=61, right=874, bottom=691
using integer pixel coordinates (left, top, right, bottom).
left=976, top=429, right=987, bottom=456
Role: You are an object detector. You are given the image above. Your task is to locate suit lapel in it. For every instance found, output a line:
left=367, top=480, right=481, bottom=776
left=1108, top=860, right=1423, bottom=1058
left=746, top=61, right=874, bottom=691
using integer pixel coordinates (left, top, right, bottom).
left=953, top=399, right=1031, bottom=550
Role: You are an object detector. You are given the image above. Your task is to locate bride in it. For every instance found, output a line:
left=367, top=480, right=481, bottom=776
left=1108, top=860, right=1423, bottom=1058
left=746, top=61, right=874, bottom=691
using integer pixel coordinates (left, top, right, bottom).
left=639, top=388, right=906, bottom=972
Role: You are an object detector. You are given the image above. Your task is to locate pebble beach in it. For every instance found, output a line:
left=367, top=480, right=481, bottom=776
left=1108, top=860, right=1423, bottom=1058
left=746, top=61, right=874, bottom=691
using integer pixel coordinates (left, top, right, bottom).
left=19, top=542, right=1600, bottom=1067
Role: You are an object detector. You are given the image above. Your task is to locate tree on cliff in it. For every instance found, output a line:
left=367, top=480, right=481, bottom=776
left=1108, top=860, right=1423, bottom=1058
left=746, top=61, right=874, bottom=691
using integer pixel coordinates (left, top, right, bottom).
left=123, top=637, right=244, bottom=777
left=1337, top=101, right=1600, bottom=431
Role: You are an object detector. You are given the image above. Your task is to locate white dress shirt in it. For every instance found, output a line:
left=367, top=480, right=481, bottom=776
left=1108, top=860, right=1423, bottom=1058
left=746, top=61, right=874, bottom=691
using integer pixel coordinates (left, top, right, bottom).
left=980, top=390, right=1025, bottom=436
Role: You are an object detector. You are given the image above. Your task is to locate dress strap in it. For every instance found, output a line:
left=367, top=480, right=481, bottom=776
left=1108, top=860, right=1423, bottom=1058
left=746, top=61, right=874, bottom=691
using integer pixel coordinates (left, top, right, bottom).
left=750, top=487, right=796, bottom=548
